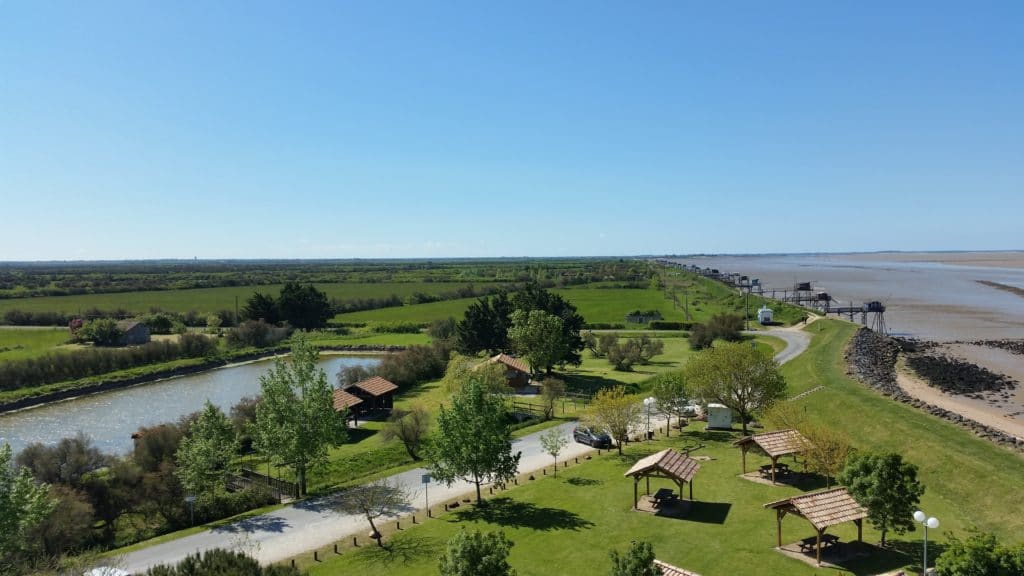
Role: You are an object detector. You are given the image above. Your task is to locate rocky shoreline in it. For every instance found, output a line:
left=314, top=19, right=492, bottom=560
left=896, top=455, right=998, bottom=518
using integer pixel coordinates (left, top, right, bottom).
left=0, top=343, right=404, bottom=414
left=970, top=339, right=1024, bottom=356
left=844, top=327, right=1024, bottom=452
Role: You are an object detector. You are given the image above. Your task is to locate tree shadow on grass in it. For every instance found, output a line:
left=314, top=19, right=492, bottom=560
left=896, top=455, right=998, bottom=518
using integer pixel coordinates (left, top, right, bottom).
left=686, top=501, right=732, bottom=524
left=353, top=534, right=443, bottom=567
left=451, top=497, right=595, bottom=531
left=562, top=374, right=640, bottom=395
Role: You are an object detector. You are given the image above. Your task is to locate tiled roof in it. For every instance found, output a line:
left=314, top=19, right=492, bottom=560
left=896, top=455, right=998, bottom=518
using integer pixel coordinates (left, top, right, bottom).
left=733, top=429, right=810, bottom=457
left=654, top=560, right=701, bottom=576
left=352, top=376, right=399, bottom=397
left=764, top=487, right=868, bottom=531
left=332, top=389, right=363, bottom=411
left=624, top=448, right=701, bottom=483
left=490, top=353, right=531, bottom=374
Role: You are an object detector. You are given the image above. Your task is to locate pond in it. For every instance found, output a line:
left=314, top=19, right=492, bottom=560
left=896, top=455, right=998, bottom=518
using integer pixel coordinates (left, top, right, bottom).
left=0, top=354, right=380, bottom=455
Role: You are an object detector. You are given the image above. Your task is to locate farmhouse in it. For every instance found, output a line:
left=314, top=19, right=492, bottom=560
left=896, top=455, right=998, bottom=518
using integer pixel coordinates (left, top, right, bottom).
left=115, top=320, right=151, bottom=346
left=485, top=353, right=533, bottom=388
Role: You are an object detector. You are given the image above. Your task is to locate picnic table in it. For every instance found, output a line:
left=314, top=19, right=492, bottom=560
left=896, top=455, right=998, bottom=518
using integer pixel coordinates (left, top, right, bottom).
left=759, top=462, right=790, bottom=478
left=798, top=534, right=839, bottom=553
left=652, top=488, right=677, bottom=507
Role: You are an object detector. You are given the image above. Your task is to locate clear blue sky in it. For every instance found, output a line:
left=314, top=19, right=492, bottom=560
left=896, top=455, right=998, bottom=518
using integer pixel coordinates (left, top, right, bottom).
left=2, top=1, right=1021, bottom=260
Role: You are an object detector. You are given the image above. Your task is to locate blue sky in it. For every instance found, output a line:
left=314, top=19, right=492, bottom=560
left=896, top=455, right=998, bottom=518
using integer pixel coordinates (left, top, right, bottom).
left=1, top=1, right=1021, bottom=260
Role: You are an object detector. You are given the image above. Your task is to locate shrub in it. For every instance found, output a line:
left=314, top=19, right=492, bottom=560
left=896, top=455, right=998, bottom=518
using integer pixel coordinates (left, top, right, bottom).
left=142, top=548, right=300, bottom=575
left=372, top=321, right=424, bottom=334
left=648, top=321, right=690, bottom=330
left=225, top=320, right=290, bottom=349
left=375, top=341, right=452, bottom=387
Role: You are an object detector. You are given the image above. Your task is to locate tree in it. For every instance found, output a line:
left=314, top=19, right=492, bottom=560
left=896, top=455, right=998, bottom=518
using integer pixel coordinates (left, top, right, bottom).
left=609, top=540, right=659, bottom=576
left=16, top=432, right=107, bottom=487
left=142, top=548, right=300, bottom=575
left=539, top=378, right=566, bottom=420
left=176, top=401, right=239, bottom=498
left=253, top=336, right=347, bottom=496
left=540, top=428, right=568, bottom=477
left=582, top=331, right=598, bottom=356
left=277, top=282, right=332, bottom=329
left=0, top=444, right=55, bottom=572
left=337, top=364, right=375, bottom=387
left=241, top=291, right=280, bottom=324
left=587, top=386, right=642, bottom=454
left=632, top=335, right=664, bottom=364
left=649, top=370, right=689, bottom=436
left=438, top=529, right=516, bottom=576
left=441, top=353, right=506, bottom=394
left=685, top=341, right=787, bottom=434
left=596, top=334, right=618, bottom=358
left=333, top=479, right=412, bottom=547
left=382, top=405, right=430, bottom=460
left=82, top=457, right=142, bottom=543
left=455, top=292, right=514, bottom=355
left=511, top=284, right=586, bottom=366
left=508, top=309, right=565, bottom=374
left=838, top=452, right=925, bottom=546
left=32, top=484, right=95, bottom=558
left=82, top=318, right=124, bottom=346
left=429, top=379, right=521, bottom=502
left=799, top=424, right=853, bottom=488
left=760, top=401, right=808, bottom=431
left=606, top=340, right=642, bottom=371
left=428, top=316, right=458, bottom=341
left=935, top=529, right=1006, bottom=576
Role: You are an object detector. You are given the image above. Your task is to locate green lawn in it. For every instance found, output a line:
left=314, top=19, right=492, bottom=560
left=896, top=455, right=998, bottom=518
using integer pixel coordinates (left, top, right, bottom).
left=0, top=327, right=75, bottom=361
left=289, top=318, right=1024, bottom=576
left=334, top=298, right=478, bottom=324
left=0, top=282, right=508, bottom=317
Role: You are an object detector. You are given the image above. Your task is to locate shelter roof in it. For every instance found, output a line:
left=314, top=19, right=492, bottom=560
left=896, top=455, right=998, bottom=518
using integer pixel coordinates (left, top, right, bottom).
left=352, top=376, right=399, bottom=397
left=733, top=429, right=810, bottom=457
left=116, top=320, right=143, bottom=331
left=489, top=353, right=531, bottom=374
left=624, top=448, right=700, bottom=484
left=654, top=560, right=701, bottom=576
left=332, top=389, right=364, bottom=411
left=763, top=487, right=868, bottom=531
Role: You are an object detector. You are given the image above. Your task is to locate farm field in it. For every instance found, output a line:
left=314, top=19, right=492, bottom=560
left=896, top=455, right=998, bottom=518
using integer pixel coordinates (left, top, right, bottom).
left=0, top=281, right=510, bottom=317
left=0, top=327, right=75, bottom=361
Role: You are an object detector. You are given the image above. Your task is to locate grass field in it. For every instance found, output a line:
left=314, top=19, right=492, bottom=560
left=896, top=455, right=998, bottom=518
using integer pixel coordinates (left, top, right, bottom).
left=0, top=327, right=74, bottom=361
left=284, top=319, right=1024, bottom=575
left=0, top=282, right=509, bottom=317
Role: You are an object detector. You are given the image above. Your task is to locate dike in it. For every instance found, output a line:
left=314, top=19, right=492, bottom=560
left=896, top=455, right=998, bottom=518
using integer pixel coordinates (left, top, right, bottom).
left=0, top=344, right=404, bottom=414
left=844, top=327, right=1024, bottom=453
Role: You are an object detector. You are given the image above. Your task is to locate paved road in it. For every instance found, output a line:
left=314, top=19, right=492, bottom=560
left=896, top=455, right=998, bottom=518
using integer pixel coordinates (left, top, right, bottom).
left=121, top=326, right=811, bottom=571
left=120, top=422, right=598, bottom=572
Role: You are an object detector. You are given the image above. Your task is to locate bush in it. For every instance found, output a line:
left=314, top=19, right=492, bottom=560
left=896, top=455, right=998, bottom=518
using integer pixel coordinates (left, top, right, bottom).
left=648, top=321, right=691, bottom=330
left=427, top=317, right=457, bottom=340
left=372, top=321, right=424, bottom=334
left=193, top=486, right=276, bottom=525
left=0, top=334, right=219, bottom=392
left=337, top=365, right=375, bottom=387
left=688, top=313, right=743, bottom=350
left=80, top=318, right=124, bottom=346
left=142, top=548, right=300, bottom=575
left=225, top=320, right=290, bottom=349
left=375, top=341, right=452, bottom=387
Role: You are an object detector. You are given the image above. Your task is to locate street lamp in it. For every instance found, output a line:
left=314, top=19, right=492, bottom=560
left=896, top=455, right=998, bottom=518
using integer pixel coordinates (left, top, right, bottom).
left=913, top=510, right=940, bottom=574
left=185, top=495, right=197, bottom=526
left=643, top=397, right=656, bottom=440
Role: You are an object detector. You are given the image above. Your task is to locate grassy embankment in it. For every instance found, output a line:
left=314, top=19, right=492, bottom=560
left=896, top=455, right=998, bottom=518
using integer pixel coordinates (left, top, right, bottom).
left=289, top=319, right=1024, bottom=576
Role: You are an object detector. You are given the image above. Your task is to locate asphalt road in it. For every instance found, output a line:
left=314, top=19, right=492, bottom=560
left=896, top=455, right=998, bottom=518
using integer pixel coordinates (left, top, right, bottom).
left=119, top=325, right=810, bottom=572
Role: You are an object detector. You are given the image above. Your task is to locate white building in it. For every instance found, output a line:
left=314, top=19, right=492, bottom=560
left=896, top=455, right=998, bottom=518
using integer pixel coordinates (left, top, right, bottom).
left=757, top=305, right=774, bottom=325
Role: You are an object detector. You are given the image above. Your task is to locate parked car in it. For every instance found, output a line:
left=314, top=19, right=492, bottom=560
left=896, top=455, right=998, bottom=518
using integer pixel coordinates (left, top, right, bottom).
left=573, top=426, right=612, bottom=448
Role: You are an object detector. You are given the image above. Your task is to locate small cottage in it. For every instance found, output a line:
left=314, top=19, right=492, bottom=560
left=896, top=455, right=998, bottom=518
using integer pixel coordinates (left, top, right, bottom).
left=115, top=320, right=151, bottom=346
left=486, top=353, right=533, bottom=389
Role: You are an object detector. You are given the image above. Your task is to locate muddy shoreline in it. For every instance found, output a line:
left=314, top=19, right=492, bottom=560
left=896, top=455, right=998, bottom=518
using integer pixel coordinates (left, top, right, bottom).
left=0, top=344, right=403, bottom=415
left=845, top=327, right=1023, bottom=452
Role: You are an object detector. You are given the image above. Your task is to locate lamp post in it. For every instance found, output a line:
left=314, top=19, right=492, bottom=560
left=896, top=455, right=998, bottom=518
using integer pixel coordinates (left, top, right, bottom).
left=913, top=510, right=939, bottom=574
left=185, top=495, right=196, bottom=527
left=643, top=397, right=655, bottom=440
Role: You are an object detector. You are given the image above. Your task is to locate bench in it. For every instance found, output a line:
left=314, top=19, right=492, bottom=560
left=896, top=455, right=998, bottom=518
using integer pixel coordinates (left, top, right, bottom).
left=798, top=534, right=839, bottom=552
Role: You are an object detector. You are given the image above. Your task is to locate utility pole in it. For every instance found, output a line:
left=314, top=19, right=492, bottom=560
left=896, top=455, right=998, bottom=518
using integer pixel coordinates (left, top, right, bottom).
left=744, top=290, right=749, bottom=330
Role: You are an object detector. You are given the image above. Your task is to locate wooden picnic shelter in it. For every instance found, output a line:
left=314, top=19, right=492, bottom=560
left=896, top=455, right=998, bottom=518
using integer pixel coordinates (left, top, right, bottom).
left=733, top=428, right=810, bottom=484
left=653, top=560, right=701, bottom=576
left=332, top=388, right=365, bottom=423
left=485, top=353, right=533, bottom=388
left=347, top=376, right=399, bottom=413
left=763, top=487, right=867, bottom=565
left=624, top=448, right=701, bottom=509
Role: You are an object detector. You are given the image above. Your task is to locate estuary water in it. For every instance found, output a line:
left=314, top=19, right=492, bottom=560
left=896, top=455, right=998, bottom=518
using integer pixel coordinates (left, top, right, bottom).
left=0, top=354, right=380, bottom=455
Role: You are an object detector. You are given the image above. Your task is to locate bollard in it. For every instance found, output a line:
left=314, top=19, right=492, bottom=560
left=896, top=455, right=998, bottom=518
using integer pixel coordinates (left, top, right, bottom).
left=396, top=520, right=401, bottom=530
left=543, top=468, right=546, bottom=475
left=291, top=560, right=295, bottom=568
left=314, top=551, right=319, bottom=562
left=575, top=457, right=578, bottom=463
left=413, top=514, right=417, bottom=524
left=514, top=477, right=518, bottom=485
left=353, top=536, right=358, bottom=547
left=428, top=508, right=433, bottom=518
left=334, top=543, right=339, bottom=554
left=489, top=486, right=493, bottom=494
left=444, top=503, right=448, bottom=511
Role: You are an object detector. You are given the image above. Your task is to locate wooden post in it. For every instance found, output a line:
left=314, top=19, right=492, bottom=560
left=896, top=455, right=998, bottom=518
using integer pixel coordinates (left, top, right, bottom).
left=633, top=478, right=639, bottom=509
left=816, top=528, right=823, bottom=565
left=314, top=550, right=319, bottom=562
left=646, top=476, right=650, bottom=496
left=771, top=456, right=778, bottom=484
left=334, top=543, right=338, bottom=554
left=741, top=445, right=747, bottom=474
left=689, top=480, right=693, bottom=501
left=856, top=518, right=863, bottom=542
left=776, top=510, right=783, bottom=547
